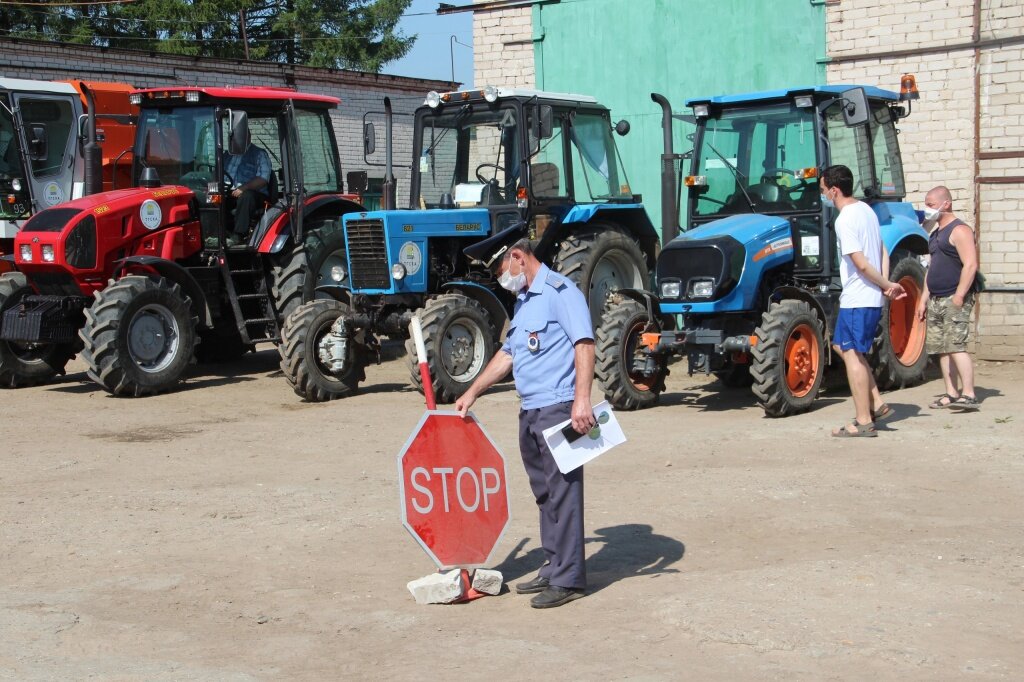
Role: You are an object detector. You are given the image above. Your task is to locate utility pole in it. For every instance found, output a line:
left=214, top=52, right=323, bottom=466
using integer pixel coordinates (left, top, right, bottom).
left=239, top=10, right=250, bottom=60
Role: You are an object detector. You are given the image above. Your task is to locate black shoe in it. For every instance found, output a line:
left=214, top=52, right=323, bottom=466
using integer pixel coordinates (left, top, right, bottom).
left=514, top=575, right=550, bottom=594
left=530, top=586, right=585, bottom=609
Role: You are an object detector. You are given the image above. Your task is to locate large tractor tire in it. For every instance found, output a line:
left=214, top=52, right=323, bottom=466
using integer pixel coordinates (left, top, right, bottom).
left=872, top=251, right=928, bottom=390
left=406, top=293, right=496, bottom=404
left=271, top=219, right=348, bottom=323
left=751, top=299, right=825, bottom=417
left=280, top=298, right=367, bottom=402
left=79, top=276, right=197, bottom=396
left=596, top=296, right=667, bottom=410
left=553, top=223, right=648, bottom=328
left=0, top=272, right=79, bottom=387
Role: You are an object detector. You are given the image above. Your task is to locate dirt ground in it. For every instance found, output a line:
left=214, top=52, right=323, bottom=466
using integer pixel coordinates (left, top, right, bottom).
left=1, top=345, right=1022, bottom=681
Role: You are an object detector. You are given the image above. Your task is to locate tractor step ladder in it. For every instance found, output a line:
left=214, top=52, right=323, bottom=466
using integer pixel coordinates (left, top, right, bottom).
left=221, top=250, right=281, bottom=345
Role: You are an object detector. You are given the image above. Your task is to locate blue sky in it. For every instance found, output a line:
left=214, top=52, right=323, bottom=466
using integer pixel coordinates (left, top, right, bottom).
left=383, top=1, right=475, bottom=86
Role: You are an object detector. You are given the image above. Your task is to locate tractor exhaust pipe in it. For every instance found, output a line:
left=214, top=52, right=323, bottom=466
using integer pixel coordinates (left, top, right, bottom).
left=80, top=82, right=103, bottom=197
left=651, top=92, right=678, bottom=246
left=382, top=96, right=396, bottom=211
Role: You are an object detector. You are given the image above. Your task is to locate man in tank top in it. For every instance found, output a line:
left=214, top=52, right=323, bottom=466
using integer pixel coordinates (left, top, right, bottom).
left=916, top=186, right=980, bottom=411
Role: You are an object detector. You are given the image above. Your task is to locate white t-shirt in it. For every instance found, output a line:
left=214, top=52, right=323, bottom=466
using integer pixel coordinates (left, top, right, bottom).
left=836, top=200, right=883, bottom=308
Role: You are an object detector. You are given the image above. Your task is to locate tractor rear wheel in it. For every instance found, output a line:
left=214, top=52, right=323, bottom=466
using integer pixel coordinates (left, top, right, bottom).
left=279, top=298, right=366, bottom=402
left=271, top=219, right=347, bottom=324
left=406, top=293, right=496, bottom=404
left=0, top=272, right=79, bottom=387
left=596, top=296, right=666, bottom=410
left=79, top=276, right=197, bottom=396
left=751, top=299, right=825, bottom=417
left=553, top=223, right=648, bottom=328
left=872, top=252, right=928, bottom=389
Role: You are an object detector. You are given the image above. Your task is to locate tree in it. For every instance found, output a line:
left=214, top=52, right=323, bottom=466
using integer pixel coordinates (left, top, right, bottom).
left=0, top=0, right=416, bottom=72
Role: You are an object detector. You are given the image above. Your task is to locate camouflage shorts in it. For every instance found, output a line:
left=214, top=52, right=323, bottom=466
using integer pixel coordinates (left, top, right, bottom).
left=926, top=293, right=975, bottom=355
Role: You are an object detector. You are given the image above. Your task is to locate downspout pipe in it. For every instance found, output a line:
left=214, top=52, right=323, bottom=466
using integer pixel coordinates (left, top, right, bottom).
left=651, top=93, right=678, bottom=246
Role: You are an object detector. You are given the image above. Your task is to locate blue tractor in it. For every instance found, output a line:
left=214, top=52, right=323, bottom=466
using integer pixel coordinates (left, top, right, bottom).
left=596, top=79, right=930, bottom=416
left=280, top=87, right=658, bottom=401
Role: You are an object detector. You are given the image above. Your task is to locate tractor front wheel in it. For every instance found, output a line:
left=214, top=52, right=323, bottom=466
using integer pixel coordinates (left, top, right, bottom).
left=79, top=276, right=197, bottom=396
left=271, top=219, right=348, bottom=323
left=279, top=298, right=367, bottom=402
left=872, top=252, right=928, bottom=389
left=751, top=299, right=825, bottom=417
left=0, top=272, right=79, bottom=387
left=553, top=223, right=648, bottom=328
left=596, top=296, right=667, bottom=410
left=406, top=293, right=496, bottom=404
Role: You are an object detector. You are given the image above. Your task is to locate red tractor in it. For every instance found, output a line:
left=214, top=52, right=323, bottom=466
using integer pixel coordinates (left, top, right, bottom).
left=0, top=86, right=364, bottom=395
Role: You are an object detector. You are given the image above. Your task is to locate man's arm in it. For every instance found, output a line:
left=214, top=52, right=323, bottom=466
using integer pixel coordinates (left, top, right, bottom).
left=950, top=224, right=978, bottom=307
left=231, top=148, right=271, bottom=197
left=849, top=251, right=905, bottom=299
left=571, top=340, right=596, bottom=434
left=455, top=350, right=513, bottom=417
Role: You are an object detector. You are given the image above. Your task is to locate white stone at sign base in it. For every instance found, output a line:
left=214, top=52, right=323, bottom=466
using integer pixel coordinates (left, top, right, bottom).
left=407, top=570, right=465, bottom=604
left=472, top=569, right=503, bottom=595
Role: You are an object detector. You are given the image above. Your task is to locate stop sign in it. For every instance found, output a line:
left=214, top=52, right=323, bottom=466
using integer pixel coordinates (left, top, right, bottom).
left=397, top=411, right=511, bottom=569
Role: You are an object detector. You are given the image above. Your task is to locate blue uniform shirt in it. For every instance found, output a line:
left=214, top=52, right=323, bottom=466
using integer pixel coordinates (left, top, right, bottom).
left=501, top=264, right=593, bottom=409
left=224, top=145, right=272, bottom=196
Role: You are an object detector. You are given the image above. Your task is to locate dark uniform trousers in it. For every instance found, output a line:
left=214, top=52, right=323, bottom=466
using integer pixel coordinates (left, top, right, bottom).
left=233, top=189, right=262, bottom=236
left=519, top=401, right=586, bottom=590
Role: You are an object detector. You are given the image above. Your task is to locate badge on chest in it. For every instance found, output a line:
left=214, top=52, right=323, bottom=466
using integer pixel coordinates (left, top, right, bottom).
left=527, top=332, right=540, bottom=352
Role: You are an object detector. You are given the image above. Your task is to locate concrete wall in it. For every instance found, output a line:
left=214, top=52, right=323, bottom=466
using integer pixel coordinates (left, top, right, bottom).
left=824, top=0, right=1024, bottom=360
left=0, top=38, right=454, bottom=204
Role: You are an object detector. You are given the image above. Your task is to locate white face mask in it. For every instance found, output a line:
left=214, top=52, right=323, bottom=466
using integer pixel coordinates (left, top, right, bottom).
left=922, top=203, right=944, bottom=230
left=498, top=259, right=527, bottom=292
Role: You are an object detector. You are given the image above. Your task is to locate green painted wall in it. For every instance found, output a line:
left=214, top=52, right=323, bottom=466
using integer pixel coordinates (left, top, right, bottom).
left=532, top=0, right=827, bottom=238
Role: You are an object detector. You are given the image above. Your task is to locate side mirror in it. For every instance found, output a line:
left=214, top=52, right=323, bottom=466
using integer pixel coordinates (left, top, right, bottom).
left=615, top=119, right=630, bottom=136
left=346, top=170, right=369, bottom=194
left=840, top=87, right=869, bottom=127
left=27, top=125, right=48, bottom=161
left=363, top=122, right=376, bottom=156
left=538, top=105, right=553, bottom=139
left=228, top=110, right=249, bottom=156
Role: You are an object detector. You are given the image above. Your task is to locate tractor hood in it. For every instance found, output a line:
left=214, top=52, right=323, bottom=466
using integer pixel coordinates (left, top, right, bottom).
left=671, top=213, right=792, bottom=249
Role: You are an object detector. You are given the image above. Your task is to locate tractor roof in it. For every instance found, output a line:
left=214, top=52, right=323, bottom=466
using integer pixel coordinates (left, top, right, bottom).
left=426, top=86, right=601, bottom=108
left=132, top=86, right=339, bottom=107
left=687, top=85, right=900, bottom=107
left=0, top=77, right=77, bottom=95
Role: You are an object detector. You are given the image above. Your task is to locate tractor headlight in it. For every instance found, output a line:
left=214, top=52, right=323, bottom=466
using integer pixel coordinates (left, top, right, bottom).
left=11, top=178, right=22, bottom=192
left=41, top=244, right=55, bottom=262
left=331, top=264, right=347, bottom=282
left=391, top=263, right=407, bottom=280
left=19, top=244, right=32, bottom=262
left=425, top=91, right=441, bottom=108
left=185, top=91, right=200, bottom=103
left=483, top=85, right=499, bottom=103
left=660, top=280, right=681, bottom=299
left=129, top=93, right=142, bottom=106
left=688, top=278, right=715, bottom=298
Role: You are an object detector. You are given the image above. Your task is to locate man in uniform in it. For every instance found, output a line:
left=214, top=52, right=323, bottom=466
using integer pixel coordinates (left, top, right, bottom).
left=457, top=226, right=595, bottom=609
left=222, top=129, right=271, bottom=246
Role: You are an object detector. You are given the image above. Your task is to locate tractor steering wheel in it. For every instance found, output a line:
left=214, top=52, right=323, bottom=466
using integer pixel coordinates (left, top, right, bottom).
left=475, top=163, right=502, bottom=185
left=760, top=167, right=797, bottom=184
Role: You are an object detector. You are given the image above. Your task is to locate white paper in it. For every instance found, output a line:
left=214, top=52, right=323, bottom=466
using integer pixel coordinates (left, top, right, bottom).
left=541, top=401, right=626, bottom=474
left=453, top=183, right=485, bottom=205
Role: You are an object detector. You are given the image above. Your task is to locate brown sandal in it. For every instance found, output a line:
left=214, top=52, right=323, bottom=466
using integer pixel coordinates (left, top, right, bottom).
left=831, top=421, right=877, bottom=438
left=928, top=394, right=958, bottom=409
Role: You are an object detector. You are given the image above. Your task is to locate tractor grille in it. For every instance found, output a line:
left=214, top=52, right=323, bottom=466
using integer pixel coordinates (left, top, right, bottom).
left=345, top=218, right=390, bottom=290
left=656, top=237, right=744, bottom=301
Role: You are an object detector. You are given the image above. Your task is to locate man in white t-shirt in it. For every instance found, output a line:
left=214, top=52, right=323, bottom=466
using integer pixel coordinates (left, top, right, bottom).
left=820, top=165, right=904, bottom=437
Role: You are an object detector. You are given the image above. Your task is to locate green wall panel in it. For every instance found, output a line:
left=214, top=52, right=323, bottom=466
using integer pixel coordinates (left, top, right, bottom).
left=532, top=0, right=826, bottom=238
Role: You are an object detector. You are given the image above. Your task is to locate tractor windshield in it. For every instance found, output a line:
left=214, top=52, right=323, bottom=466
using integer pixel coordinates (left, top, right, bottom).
left=0, top=96, right=29, bottom=220
left=692, top=103, right=819, bottom=218
left=136, top=106, right=218, bottom=203
left=415, top=103, right=522, bottom=208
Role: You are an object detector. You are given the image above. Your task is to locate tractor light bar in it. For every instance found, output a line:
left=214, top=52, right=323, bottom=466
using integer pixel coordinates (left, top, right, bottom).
left=795, top=167, right=818, bottom=180
left=41, top=245, right=55, bottom=263
left=660, top=280, right=681, bottom=299
left=186, top=91, right=201, bottom=103
left=425, top=91, right=441, bottom=108
left=129, top=93, right=142, bottom=105
left=684, top=175, right=707, bottom=188
left=19, top=244, right=32, bottom=262
left=483, top=85, right=499, bottom=103
left=392, top=263, right=407, bottom=281
left=794, top=95, right=814, bottom=108
left=692, top=104, right=710, bottom=118
left=688, top=277, right=715, bottom=298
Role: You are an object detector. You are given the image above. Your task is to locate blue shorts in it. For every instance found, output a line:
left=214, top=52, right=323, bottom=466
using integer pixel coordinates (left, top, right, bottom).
left=833, top=306, right=881, bottom=353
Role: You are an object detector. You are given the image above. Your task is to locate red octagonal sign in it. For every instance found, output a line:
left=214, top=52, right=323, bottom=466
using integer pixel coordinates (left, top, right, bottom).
left=398, top=412, right=511, bottom=569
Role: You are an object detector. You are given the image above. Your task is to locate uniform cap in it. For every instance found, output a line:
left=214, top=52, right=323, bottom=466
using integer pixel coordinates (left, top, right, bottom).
left=463, top=221, right=529, bottom=267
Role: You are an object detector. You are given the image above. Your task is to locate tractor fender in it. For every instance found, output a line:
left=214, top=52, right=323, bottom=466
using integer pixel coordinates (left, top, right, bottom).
left=540, top=204, right=659, bottom=267
left=768, top=285, right=836, bottom=350
left=606, top=288, right=665, bottom=327
left=440, top=281, right=510, bottom=331
left=874, top=201, right=929, bottom=256
left=258, top=196, right=366, bottom=254
left=113, top=256, right=213, bottom=328
left=312, top=284, right=353, bottom=306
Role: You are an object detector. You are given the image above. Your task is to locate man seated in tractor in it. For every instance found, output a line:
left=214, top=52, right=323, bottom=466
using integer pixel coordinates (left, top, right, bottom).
left=223, top=130, right=271, bottom=246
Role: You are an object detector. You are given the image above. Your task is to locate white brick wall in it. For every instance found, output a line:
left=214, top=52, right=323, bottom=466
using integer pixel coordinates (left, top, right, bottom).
left=826, top=0, right=1024, bottom=361
left=472, top=6, right=535, bottom=89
